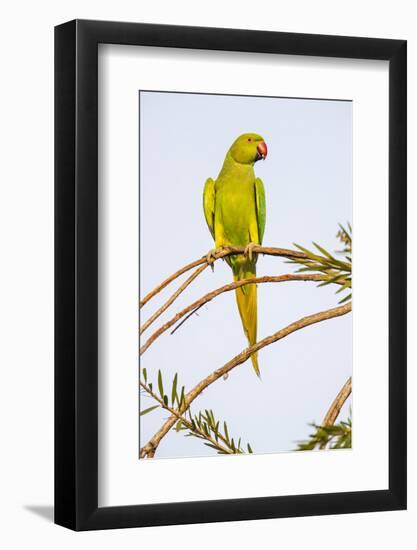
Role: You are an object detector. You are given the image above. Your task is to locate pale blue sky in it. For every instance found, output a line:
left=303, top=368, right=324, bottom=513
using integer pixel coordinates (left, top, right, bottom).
left=139, top=91, right=352, bottom=459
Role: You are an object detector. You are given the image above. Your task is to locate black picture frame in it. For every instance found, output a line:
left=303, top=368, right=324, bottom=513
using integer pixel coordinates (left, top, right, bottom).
left=55, top=19, right=407, bottom=531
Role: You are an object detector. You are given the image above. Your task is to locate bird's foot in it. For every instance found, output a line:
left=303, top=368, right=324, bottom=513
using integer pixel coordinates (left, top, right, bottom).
left=244, top=242, right=258, bottom=261
left=206, top=247, right=224, bottom=271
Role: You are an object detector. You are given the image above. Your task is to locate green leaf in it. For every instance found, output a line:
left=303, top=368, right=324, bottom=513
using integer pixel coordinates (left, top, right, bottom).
left=171, top=373, right=178, bottom=406
left=214, top=422, right=219, bottom=441
left=204, top=442, right=222, bottom=452
left=247, top=443, right=253, bottom=454
left=179, top=386, right=185, bottom=411
left=224, top=422, right=229, bottom=443
left=317, top=273, right=347, bottom=287
left=142, top=368, right=147, bottom=383
left=296, top=245, right=331, bottom=265
left=293, top=243, right=309, bottom=254
left=313, top=242, right=335, bottom=261
left=336, top=280, right=351, bottom=294
left=158, top=370, right=164, bottom=398
left=140, top=405, right=159, bottom=416
left=338, top=293, right=352, bottom=304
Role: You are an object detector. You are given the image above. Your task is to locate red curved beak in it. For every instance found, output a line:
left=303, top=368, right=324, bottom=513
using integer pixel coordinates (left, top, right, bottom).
left=257, top=141, right=268, bottom=160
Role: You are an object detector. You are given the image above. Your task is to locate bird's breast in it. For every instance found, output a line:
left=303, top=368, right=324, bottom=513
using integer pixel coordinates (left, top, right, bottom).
left=215, top=179, right=256, bottom=246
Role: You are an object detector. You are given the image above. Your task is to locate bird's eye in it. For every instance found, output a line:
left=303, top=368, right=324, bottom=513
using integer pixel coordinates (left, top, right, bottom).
left=247, top=138, right=252, bottom=142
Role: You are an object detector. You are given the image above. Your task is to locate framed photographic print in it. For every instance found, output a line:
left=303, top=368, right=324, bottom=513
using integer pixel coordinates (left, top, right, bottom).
left=55, top=20, right=406, bottom=530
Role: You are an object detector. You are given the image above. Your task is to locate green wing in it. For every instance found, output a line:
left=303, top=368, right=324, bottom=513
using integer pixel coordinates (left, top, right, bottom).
left=255, top=177, right=266, bottom=244
left=203, top=177, right=216, bottom=239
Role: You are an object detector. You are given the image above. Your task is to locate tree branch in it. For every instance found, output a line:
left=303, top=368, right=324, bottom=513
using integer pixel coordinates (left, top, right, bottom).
left=140, top=264, right=207, bottom=334
left=139, top=381, right=234, bottom=455
left=140, top=273, right=340, bottom=354
left=139, top=245, right=309, bottom=309
left=322, top=376, right=352, bottom=427
left=140, top=301, right=352, bottom=458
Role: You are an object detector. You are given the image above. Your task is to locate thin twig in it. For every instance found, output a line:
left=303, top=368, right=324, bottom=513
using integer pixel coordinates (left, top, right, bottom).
left=139, top=246, right=309, bottom=309
left=322, top=377, right=352, bottom=427
left=140, top=301, right=352, bottom=458
left=140, top=273, right=339, bottom=355
left=170, top=303, right=205, bottom=335
left=140, top=257, right=207, bottom=309
left=140, top=264, right=207, bottom=334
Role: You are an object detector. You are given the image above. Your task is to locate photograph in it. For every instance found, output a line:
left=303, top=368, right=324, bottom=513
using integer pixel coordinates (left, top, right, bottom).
left=0, top=3, right=409, bottom=544
left=139, top=90, right=353, bottom=459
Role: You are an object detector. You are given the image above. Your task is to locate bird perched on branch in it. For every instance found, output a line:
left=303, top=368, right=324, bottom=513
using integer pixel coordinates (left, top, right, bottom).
left=203, top=133, right=267, bottom=377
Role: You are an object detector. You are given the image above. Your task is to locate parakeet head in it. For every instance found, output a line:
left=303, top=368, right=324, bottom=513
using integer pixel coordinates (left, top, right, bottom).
left=229, top=133, right=268, bottom=165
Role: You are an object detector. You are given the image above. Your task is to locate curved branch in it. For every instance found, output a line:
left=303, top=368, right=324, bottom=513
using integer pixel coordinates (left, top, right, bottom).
left=140, top=301, right=352, bottom=458
left=140, top=245, right=309, bottom=308
left=140, top=273, right=332, bottom=354
left=139, top=381, right=234, bottom=455
left=140, top=258, right=208, bottom=309
left=140, top=264, right=207, bottom=334
left=322, top=376, right=352, bottom=427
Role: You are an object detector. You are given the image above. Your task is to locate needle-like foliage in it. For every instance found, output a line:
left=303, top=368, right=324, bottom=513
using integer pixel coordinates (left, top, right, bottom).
left=140, top=369, right=253, bottom=455
left=297, top=414, right=352, bottom=451
left=287, top=223, right=352, bottom=304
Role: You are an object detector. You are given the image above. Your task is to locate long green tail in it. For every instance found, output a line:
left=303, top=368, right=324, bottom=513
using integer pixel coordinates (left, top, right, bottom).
left=232, top=259, right=260, bottom=377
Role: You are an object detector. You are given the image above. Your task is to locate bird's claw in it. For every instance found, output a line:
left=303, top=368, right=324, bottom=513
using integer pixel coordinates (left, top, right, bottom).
left=206, top=247, right=223, bottom=271
left=244, top=242, right=258, bottom=261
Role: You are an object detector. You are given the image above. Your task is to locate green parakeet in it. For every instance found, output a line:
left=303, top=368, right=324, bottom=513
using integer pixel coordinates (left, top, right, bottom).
left=203, top=133, right=267, bottom=377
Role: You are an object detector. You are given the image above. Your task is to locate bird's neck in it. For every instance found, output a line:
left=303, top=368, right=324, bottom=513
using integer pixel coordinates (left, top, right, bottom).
left=218, top=151, right=255, bottom=181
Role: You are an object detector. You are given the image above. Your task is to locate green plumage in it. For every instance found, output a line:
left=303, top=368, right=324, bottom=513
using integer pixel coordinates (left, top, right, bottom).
left=203, top=133, right=267, bottom=377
